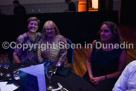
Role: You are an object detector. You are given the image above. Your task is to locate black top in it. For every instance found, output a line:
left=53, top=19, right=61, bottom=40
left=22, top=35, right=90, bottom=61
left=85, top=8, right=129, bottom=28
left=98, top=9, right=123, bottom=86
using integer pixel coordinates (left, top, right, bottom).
left=90, top=42, right=123, bottom=77
left=14, top=5, right=26, bottom=15
left=68, top=2, right=76, bottom=12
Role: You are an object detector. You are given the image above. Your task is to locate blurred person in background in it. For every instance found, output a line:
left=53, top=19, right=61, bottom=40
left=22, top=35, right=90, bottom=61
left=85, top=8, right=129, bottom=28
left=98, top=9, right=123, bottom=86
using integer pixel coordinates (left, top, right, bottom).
left=13, top=0, right=26, bottom=15
left=65, top=0, right=76, bottom=12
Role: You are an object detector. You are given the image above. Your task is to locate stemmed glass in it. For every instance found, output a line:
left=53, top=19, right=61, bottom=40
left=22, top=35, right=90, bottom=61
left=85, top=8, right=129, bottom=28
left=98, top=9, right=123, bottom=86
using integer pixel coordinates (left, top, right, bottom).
left=0, top=64, right=4, bottom=79
left=13, top=69, right=20, bottom=80
left=46, top=65, right=57, bottom=91
left=3, top=64, right=11, bottom=78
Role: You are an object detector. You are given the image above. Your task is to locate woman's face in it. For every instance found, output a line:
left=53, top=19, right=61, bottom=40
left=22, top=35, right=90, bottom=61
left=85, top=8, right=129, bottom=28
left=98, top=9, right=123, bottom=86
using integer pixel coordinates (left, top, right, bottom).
left=100, top=24, right=113, bottom=43
left=45, top=24, right=55, bottom=38
left=28, top=20, right=38, bottom=33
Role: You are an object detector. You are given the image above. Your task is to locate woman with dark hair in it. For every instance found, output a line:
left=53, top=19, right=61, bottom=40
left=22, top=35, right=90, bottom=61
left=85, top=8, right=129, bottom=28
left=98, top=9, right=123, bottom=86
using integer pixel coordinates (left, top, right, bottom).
left=84, top=21, right=127, bottom=91
left=38, top=20, right=67, bottom=67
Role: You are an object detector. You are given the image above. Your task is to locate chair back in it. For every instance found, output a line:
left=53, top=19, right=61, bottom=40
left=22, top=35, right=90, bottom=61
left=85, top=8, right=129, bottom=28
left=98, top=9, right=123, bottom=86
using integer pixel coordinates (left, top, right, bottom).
left=66, top=38, right=74, bottom=69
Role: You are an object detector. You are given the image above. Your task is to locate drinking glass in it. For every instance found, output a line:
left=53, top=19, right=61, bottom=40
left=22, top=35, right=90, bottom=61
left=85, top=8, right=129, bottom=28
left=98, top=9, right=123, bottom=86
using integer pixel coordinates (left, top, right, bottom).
left=46, top=65, right=57, bottom=90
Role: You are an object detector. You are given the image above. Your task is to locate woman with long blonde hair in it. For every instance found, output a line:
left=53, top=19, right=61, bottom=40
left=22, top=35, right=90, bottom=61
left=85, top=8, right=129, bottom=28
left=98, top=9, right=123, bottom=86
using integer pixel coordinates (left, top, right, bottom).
left=38, top=20, right=67, bottom=67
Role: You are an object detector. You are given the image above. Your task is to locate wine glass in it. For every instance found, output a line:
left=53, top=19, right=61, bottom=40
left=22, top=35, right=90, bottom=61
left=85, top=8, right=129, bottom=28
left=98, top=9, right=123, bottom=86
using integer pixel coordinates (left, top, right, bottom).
left=13, top=69, right=20, bottom=80
left=3, top=64, right=11, bottom=78
left=0, top=64, right=4, bottom=80
left=46, top=65, right=57, bottom=90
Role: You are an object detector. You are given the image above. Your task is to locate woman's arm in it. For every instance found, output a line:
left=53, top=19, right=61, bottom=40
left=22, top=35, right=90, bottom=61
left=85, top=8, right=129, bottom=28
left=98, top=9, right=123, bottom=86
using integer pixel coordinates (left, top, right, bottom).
left=56, top=37, right=67, bottom=67
left=106, top=49, right=127, bottom=79
left=37, top=47, right=43, bottom=63
left=92, top=49, right=127, bottom=85
left=13, top=53, right=21, bottom=63
left=13, top=35, right=24, bottom=63
left=86, top=40, right=96, bottom=79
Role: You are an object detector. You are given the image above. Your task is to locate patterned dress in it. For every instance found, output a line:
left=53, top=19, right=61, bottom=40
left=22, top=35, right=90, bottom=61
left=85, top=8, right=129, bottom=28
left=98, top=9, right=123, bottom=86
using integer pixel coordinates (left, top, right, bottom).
left=13, top=32, right=41, bottom=63
left=38, top=35, right=67, bottom=65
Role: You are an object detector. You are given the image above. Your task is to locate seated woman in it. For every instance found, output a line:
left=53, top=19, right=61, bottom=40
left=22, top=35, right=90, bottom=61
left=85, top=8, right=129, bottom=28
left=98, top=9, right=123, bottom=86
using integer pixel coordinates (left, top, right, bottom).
left=13, top=17, right=41, bottom=64
left=84, top=21, right=127, bottom=91
left=38, top=20, right=67, bottom=67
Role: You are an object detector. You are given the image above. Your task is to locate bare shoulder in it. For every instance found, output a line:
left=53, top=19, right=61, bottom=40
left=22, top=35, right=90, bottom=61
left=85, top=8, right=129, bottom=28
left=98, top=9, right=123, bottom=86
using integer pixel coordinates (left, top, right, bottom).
left=92, top=40, right=97, bottom=47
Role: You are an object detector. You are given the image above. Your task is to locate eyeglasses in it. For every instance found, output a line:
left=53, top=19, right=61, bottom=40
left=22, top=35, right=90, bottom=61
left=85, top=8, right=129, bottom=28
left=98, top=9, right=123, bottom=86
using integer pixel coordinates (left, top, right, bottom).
left=45, top=28, right=55, bottom=31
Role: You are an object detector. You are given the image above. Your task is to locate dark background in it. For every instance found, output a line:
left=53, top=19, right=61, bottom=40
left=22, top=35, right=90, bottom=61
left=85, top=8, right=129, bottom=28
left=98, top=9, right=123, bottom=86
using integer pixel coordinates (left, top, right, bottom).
left=120, top=0, right=136, bottom=25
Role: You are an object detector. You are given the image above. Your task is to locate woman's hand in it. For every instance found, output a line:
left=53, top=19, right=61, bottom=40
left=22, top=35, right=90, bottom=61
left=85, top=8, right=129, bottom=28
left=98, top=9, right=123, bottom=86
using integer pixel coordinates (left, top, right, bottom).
left=90, top=76, right=105, bottom=85
left=55, top=62, right=61, bottom=67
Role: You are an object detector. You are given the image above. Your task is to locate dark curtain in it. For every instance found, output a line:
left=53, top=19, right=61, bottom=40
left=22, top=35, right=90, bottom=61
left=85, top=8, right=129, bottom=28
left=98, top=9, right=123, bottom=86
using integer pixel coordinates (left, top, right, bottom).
left=99, top=0, right=113, bottom=11
left=120, top=0, right=136, bottom=25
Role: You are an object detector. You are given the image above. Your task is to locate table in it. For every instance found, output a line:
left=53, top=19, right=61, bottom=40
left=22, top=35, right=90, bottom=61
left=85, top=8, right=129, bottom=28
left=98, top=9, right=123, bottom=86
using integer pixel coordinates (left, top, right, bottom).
left=46, top=72, right=98, bottom=91
left=0, top=64, right=98, bottom=91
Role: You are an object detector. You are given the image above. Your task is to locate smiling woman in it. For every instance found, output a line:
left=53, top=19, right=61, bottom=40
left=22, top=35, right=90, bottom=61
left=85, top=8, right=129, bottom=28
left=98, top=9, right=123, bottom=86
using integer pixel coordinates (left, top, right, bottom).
left=38, top=20, right=67, bottom=67
left=83, top=21, right=127, bottom=91
left=13, top=17, right=41, bottom=64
